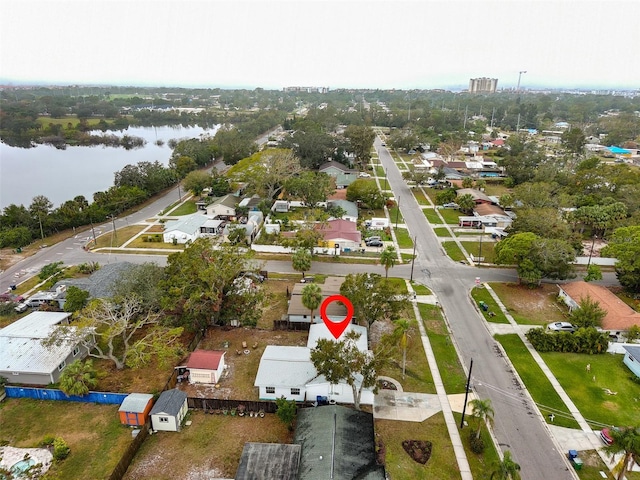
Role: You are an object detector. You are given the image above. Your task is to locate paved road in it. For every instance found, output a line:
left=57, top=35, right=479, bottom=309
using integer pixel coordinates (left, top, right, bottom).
left=375, top=139, right=575, bottom=480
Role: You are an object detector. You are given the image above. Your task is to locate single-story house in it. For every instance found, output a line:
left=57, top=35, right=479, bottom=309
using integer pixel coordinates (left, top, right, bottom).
left=327, top=200, right=358, bottom=222
left=622, top=346, right=640, bottom=379
left=183, top=349, right=226, bottom=384
left=288, top=277, right=347, bottom=323
left=456, top=188, right=493, bottom=205
left=206, top=194, right=239, bottom=219
left=314, top=219, right=361, bottom=251
left=238, top=194, right=262, bottom=212
left=150, top=389, right=188, bottom=432
left=0, top=311, right=89, bottom=386
left=222, top=211, right=263, bottom=244
left=319, top=161, right=358, bottom=188
left=255, top=346, right=316, bottom=402
left=162, top=214, right=211, bottom=244
left=235, top=443, right=301, bottom=480
left=199, top=219, right=226, bottom=237
left=558, top=281, right=640, bottom=334
left=118, top=393, right=154, bottom=426
left=254, top=323, right=374, bottom=406
left=294, top=405, right=384, bottom=480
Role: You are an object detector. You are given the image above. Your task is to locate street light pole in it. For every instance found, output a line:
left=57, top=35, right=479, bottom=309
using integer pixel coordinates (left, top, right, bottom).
left=517, top=70, right=527, bottom=92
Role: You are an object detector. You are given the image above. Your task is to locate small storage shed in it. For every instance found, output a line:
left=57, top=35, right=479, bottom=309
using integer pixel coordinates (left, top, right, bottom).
left=150, top=389, right=188, bottom=432
left=185, top=349, right=226, bottom=384
left=118, top=393, right=154, bottom=426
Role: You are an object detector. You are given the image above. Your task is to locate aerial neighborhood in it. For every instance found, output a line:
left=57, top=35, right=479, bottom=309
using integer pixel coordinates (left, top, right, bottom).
left=1, top=84, right=640, bottom=480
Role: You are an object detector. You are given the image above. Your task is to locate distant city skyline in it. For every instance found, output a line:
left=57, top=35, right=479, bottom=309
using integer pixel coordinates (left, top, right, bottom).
left=2, top=0, right=639, bottom=91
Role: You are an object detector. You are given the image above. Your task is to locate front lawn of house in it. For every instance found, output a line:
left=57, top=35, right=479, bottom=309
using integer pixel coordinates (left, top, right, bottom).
left=375, top=414, right=460, bottom=480
left=461, top=241, right=496, bottom=264
left=0, top=399, right=132, bottom=480
left=166, top=200, right=197, bottom=216
left=423, top=208, right=444, bottom=224
left=541, top=351, right=640, bottom=428
left=124, top=411, right=292, bottom=479
left=92, top=225, right=147, bottom=248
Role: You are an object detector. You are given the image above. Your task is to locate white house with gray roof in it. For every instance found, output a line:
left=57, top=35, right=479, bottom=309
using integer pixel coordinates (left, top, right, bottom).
left=254, top=323, right=374, bottom=405
left=163, top=214, right=213, bottom=244
left=327, top=200, right=358, bottom=222
left=0, top=312, right=89, bottom=385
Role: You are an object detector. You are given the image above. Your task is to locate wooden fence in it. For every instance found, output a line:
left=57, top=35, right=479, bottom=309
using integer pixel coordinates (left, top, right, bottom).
left=273, top=320, right=311, bottom=331
left=108, top=422, right=149, bottom=480
left=187, top=397, right=277, bottom=414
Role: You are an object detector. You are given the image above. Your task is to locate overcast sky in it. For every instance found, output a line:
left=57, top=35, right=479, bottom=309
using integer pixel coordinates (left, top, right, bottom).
left=2, top=0, right=639, bottom=91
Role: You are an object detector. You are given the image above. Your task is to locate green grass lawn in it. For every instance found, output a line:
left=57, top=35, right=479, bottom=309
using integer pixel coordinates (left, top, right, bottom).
left=376, top=414, right=460, bottom=480
left=167, top=200, right=197, bottom=216
left=423, top=208, right=444, bottom=224
left=388, top=206, right=404, bottom=225
left=401, top=253, right=416, bottom=262
left=461, top=241, right=496, bottom=264
left=412, top=189, right=430, bottom=205
left=379, top=315, right=435, bottom=394
left=419, top=303, right=467, bottom=393
left=495, top=334, right=580, bottom=429
left=469, top=287, right=510, bottom=324
left=93, top=225, right=147, bottom=248
left=0, top=399, right=132, bottom=480
left=432, top=227, right=452, bottom=237
left=441, top=241, right=466, bottom=262
left=375, top=165, right=385, bottom=177
left=438, top=208, right=462, bottom=224
left=411, top=282, right=432, bottom=295
left=453, top=412, right=502, bottom=480
left=541, top=351, right=640, bottom=427
left=394, top=227, right=413, bottom=248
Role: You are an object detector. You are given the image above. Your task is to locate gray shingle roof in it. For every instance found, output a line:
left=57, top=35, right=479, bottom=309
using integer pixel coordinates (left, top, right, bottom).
left=294, top=405, right=384, bottom=480
left=235, top=443, right=301, bottom=480
left=53, top=262, right=138, bottom=299
left=150, top=389, right=187, bottom=416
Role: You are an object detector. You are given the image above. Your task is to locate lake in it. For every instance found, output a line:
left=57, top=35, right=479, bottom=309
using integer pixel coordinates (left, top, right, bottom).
left=0, top=125, right=219, bottom=209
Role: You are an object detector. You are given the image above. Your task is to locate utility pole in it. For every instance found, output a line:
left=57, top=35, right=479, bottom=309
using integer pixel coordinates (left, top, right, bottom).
left=460, top=359, right=474, bottom=429
left=395, top=196, right=401, bottom=229
left=410, top=237, right=417, bottom=281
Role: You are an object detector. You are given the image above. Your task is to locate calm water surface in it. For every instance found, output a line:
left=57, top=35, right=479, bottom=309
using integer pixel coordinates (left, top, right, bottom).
left=0, top=125, right=218, bottom=209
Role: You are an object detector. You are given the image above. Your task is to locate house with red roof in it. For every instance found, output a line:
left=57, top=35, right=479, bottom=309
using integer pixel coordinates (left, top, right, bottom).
left=314, top=219, right=362, bottom=251
left=183, top=349, right=227, bottom=384
left=558, top=281, right=640, bottom=334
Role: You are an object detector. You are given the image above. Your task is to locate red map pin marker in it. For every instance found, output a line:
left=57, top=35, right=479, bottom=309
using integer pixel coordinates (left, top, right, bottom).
left=320, top=294, right=354, bottom=340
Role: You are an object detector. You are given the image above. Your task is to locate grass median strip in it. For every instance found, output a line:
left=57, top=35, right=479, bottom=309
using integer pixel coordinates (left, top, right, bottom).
left=423, top=208, right=443, bottom=224
left=441, top=241, right=466, bottom=262
left=394, top=227, right=413, bottom=248
left=495, top=334, right=579, bottom=429
left=419, top=303, right=467, bottom=393
left=469, top=287, right=510, bottom=324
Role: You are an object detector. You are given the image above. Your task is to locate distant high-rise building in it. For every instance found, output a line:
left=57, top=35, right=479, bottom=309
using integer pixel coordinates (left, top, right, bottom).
left=469, top=77, right=498, bottom=94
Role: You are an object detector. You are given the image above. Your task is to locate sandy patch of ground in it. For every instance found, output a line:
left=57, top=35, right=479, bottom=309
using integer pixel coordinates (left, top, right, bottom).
left=0, top=446, right=53, bottom=478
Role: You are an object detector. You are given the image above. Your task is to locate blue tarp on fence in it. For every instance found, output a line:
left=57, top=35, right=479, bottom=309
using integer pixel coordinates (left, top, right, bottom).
left=5, top=386, right=127, bottom=405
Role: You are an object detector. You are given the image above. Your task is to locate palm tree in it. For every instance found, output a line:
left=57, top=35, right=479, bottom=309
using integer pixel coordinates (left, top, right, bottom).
left=379, top=246, right=397, bottom=279
left=393, top=319, right=411, bottom=379
left=469, top=398, right=494, bottom=440
left=603, top=426, right=640, bottom=480
left=491, top=450, right=521, bottom=480
left=58, top=359, right=98, bottom=396
left=301, top=283, right=323, bottom=322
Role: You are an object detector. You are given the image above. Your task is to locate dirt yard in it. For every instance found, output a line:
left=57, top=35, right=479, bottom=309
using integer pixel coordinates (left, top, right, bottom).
left=178, top=327, right=308, bottom=401
left=489, top=282, right=568, bottom=325
left=124, top=411, right=292, bottom=480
